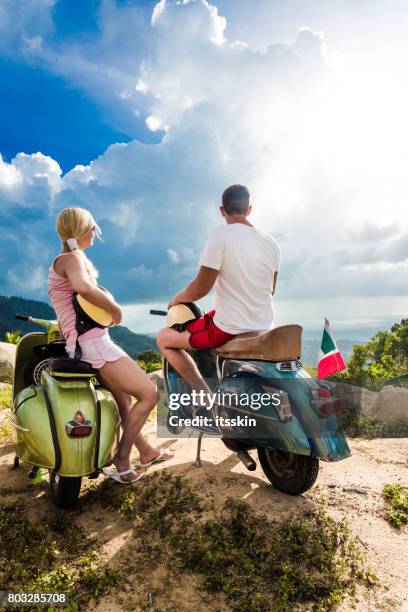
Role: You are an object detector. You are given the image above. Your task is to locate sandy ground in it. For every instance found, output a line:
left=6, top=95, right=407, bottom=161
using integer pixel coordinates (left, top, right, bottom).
left=1, top=407, right=407, bottom=611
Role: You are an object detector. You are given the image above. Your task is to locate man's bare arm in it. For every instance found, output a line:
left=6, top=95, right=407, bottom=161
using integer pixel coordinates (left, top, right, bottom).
left=168, top=266, right=219, bottom=308
left=272, top=271, right=278, bottom=296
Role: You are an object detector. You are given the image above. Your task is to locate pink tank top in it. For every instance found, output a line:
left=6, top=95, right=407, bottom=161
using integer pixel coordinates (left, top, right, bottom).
left=47, top=253, right=106, bottom=347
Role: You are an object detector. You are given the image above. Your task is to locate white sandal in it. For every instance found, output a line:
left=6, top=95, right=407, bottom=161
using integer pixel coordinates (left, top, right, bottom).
left=102, top=464, right=143, bottom=484
left=140, top=448, right=174, bottom=468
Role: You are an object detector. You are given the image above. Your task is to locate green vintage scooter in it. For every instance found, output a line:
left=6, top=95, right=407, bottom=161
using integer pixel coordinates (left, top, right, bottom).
left=11, top=315, right=120, bottom=508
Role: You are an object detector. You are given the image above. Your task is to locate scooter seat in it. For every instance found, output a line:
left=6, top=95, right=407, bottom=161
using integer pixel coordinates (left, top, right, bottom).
left=216, top=325, right=302, bottom=361
left=47, top=357, right=98, bottom=377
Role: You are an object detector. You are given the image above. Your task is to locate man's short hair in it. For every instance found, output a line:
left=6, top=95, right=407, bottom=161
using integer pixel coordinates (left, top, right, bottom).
left=222, top=184, right=250, bottom=214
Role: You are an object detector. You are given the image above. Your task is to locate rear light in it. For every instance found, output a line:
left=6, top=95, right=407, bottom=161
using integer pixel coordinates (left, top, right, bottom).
left=311, top=386, right=343, bottom=417
left=66, top=423, right=93, bottom=437
left=66, top=410, right=93, bottom=437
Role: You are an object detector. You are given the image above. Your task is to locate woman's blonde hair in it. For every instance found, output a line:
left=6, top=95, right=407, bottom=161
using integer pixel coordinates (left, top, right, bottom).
left=56, top=207, right=102, bottom=283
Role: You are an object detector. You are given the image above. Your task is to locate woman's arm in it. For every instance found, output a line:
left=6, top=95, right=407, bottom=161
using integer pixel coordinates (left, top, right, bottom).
left=63, top=253, right=123, bottom=324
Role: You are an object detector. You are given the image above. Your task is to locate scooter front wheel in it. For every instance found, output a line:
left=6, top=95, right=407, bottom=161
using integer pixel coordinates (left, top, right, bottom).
left=51, top=475, right=82, bottom=509
left=258, top=448, right=319, bottom=495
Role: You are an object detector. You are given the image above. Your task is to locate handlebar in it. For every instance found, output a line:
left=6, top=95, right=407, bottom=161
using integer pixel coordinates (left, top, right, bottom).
left=150, top=309, right=167, bottom=316
left=14, top=315, right=53, bottom=330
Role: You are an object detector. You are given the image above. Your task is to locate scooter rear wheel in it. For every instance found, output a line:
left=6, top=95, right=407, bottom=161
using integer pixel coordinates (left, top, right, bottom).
left=258, top=448, right=319, bottom=495
left=51, top=475, right=82, bottom=509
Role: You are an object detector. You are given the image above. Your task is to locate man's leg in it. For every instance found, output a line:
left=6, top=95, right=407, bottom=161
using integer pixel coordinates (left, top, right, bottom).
left=156, top=327, right=211, bottom=395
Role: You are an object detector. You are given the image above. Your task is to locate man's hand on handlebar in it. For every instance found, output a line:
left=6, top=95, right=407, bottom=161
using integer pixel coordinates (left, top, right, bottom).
left=167, top=296, right=181, bottom=310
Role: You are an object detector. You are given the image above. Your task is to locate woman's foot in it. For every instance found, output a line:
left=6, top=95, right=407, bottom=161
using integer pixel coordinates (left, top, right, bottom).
left=139, top=446, right=174, bottom=468
left=110, top=454, right=140, bottom=483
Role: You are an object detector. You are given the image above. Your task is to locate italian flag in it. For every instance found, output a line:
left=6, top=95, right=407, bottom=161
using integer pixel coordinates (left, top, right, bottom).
left=318, top=319, right=347, bottom=379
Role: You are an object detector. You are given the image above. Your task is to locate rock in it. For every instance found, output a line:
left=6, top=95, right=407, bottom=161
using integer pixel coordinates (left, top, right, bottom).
left=371, top=385, right=408, bottom=426
left=359, top=388, right=379, bottom=415
left=148, top=369, right=163, bottom=389
left=332, top=381, right=378, bottom=422
left=0, top=342, right=16, bottom=383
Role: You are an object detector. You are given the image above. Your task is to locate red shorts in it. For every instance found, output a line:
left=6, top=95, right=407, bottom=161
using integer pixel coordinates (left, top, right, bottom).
left=186, top=309, right=235, bottom=350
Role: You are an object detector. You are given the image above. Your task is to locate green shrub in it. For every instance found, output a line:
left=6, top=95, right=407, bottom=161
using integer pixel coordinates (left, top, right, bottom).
left=0, top=386, right=12, bottom=410
left=136, top=359, right=162, bottom=373
left=0, top=505, right=123, bottom=607
left=5, top=330, right=21, bottom=344
left=112, top=472, right=376, bottom=611
left=382, top=484, right=408, bottom=529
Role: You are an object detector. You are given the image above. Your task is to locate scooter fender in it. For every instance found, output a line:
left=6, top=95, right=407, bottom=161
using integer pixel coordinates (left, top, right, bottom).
left=14, top=371, right=120, bottom=476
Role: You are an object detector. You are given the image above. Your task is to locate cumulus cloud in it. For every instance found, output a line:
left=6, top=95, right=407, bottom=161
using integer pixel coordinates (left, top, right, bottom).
left=1, top=0, right=408, bottom=326
left=0, top=152, right=61, bottom=207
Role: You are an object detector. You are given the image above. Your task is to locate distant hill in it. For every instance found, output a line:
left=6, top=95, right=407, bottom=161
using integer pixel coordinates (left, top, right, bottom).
left=0, top=295, right=156, bottom=359
left=0, top=295, right=363, bottom=365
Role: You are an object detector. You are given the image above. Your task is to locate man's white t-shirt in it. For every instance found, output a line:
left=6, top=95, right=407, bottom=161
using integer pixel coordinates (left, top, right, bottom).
left=199, top=223, right=281, bottom=334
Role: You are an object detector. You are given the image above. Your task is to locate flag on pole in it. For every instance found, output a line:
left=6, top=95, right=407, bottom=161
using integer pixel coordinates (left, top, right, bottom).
left=317, top=318, right=347, bottom=379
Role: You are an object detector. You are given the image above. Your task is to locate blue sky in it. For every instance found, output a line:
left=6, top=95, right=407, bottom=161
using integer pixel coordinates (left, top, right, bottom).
left=1, top=0, right=408, bottom=336
left=0, top=56, right=132, bottom=173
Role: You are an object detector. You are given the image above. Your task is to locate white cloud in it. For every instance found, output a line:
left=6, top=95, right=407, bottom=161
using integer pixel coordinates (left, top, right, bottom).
left=0, top=152, right=61, bottom=207
left=7, top=264, right=47, bottom=292
left=167, top=248, right=180, bottom=263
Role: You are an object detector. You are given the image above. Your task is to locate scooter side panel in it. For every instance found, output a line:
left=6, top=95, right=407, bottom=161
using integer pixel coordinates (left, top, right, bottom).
left=223, top=360, right=351, bottom=461
left=260, top=364, right=351, bottom=461
left=13, top=385, right=56, bottom=468
left=42, top=372, right=119, bottom=476
left=215, top=376, right=311, bottom=456
left=43, top=372, right=96, bottom=476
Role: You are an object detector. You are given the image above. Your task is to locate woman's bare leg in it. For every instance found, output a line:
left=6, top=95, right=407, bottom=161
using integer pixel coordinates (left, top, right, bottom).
left=98, top=356, right=159, bottom=478
left=96, top=378, right=171, bottom=465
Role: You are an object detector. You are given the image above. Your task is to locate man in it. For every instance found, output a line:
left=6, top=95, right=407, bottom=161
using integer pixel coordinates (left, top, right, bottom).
left=156, top=184, right=281, bottom=390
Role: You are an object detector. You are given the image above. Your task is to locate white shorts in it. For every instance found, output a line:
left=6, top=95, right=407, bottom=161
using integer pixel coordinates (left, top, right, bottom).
left=66, top=333, right=127, bottom=369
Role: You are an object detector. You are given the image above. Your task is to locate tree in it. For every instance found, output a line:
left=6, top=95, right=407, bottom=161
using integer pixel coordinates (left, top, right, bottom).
left=342, top=318, right=408, bottom=387
left=137, top=350, right=161, bottom=363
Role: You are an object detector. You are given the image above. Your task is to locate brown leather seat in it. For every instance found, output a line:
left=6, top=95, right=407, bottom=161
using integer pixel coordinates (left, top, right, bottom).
left=216, top=325, right=302, bottom=361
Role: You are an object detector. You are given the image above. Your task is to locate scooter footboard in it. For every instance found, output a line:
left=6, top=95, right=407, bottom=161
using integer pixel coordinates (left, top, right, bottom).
left=13, top=371, right=120, bottom=476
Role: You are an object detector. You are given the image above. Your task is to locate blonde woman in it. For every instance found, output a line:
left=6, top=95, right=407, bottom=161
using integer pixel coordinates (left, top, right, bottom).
left=48, top=207, right=173, bottom=483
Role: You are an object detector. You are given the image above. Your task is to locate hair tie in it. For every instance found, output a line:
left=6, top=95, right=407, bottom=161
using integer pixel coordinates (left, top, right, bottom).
left=67, top=238, right=79, bottom=250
